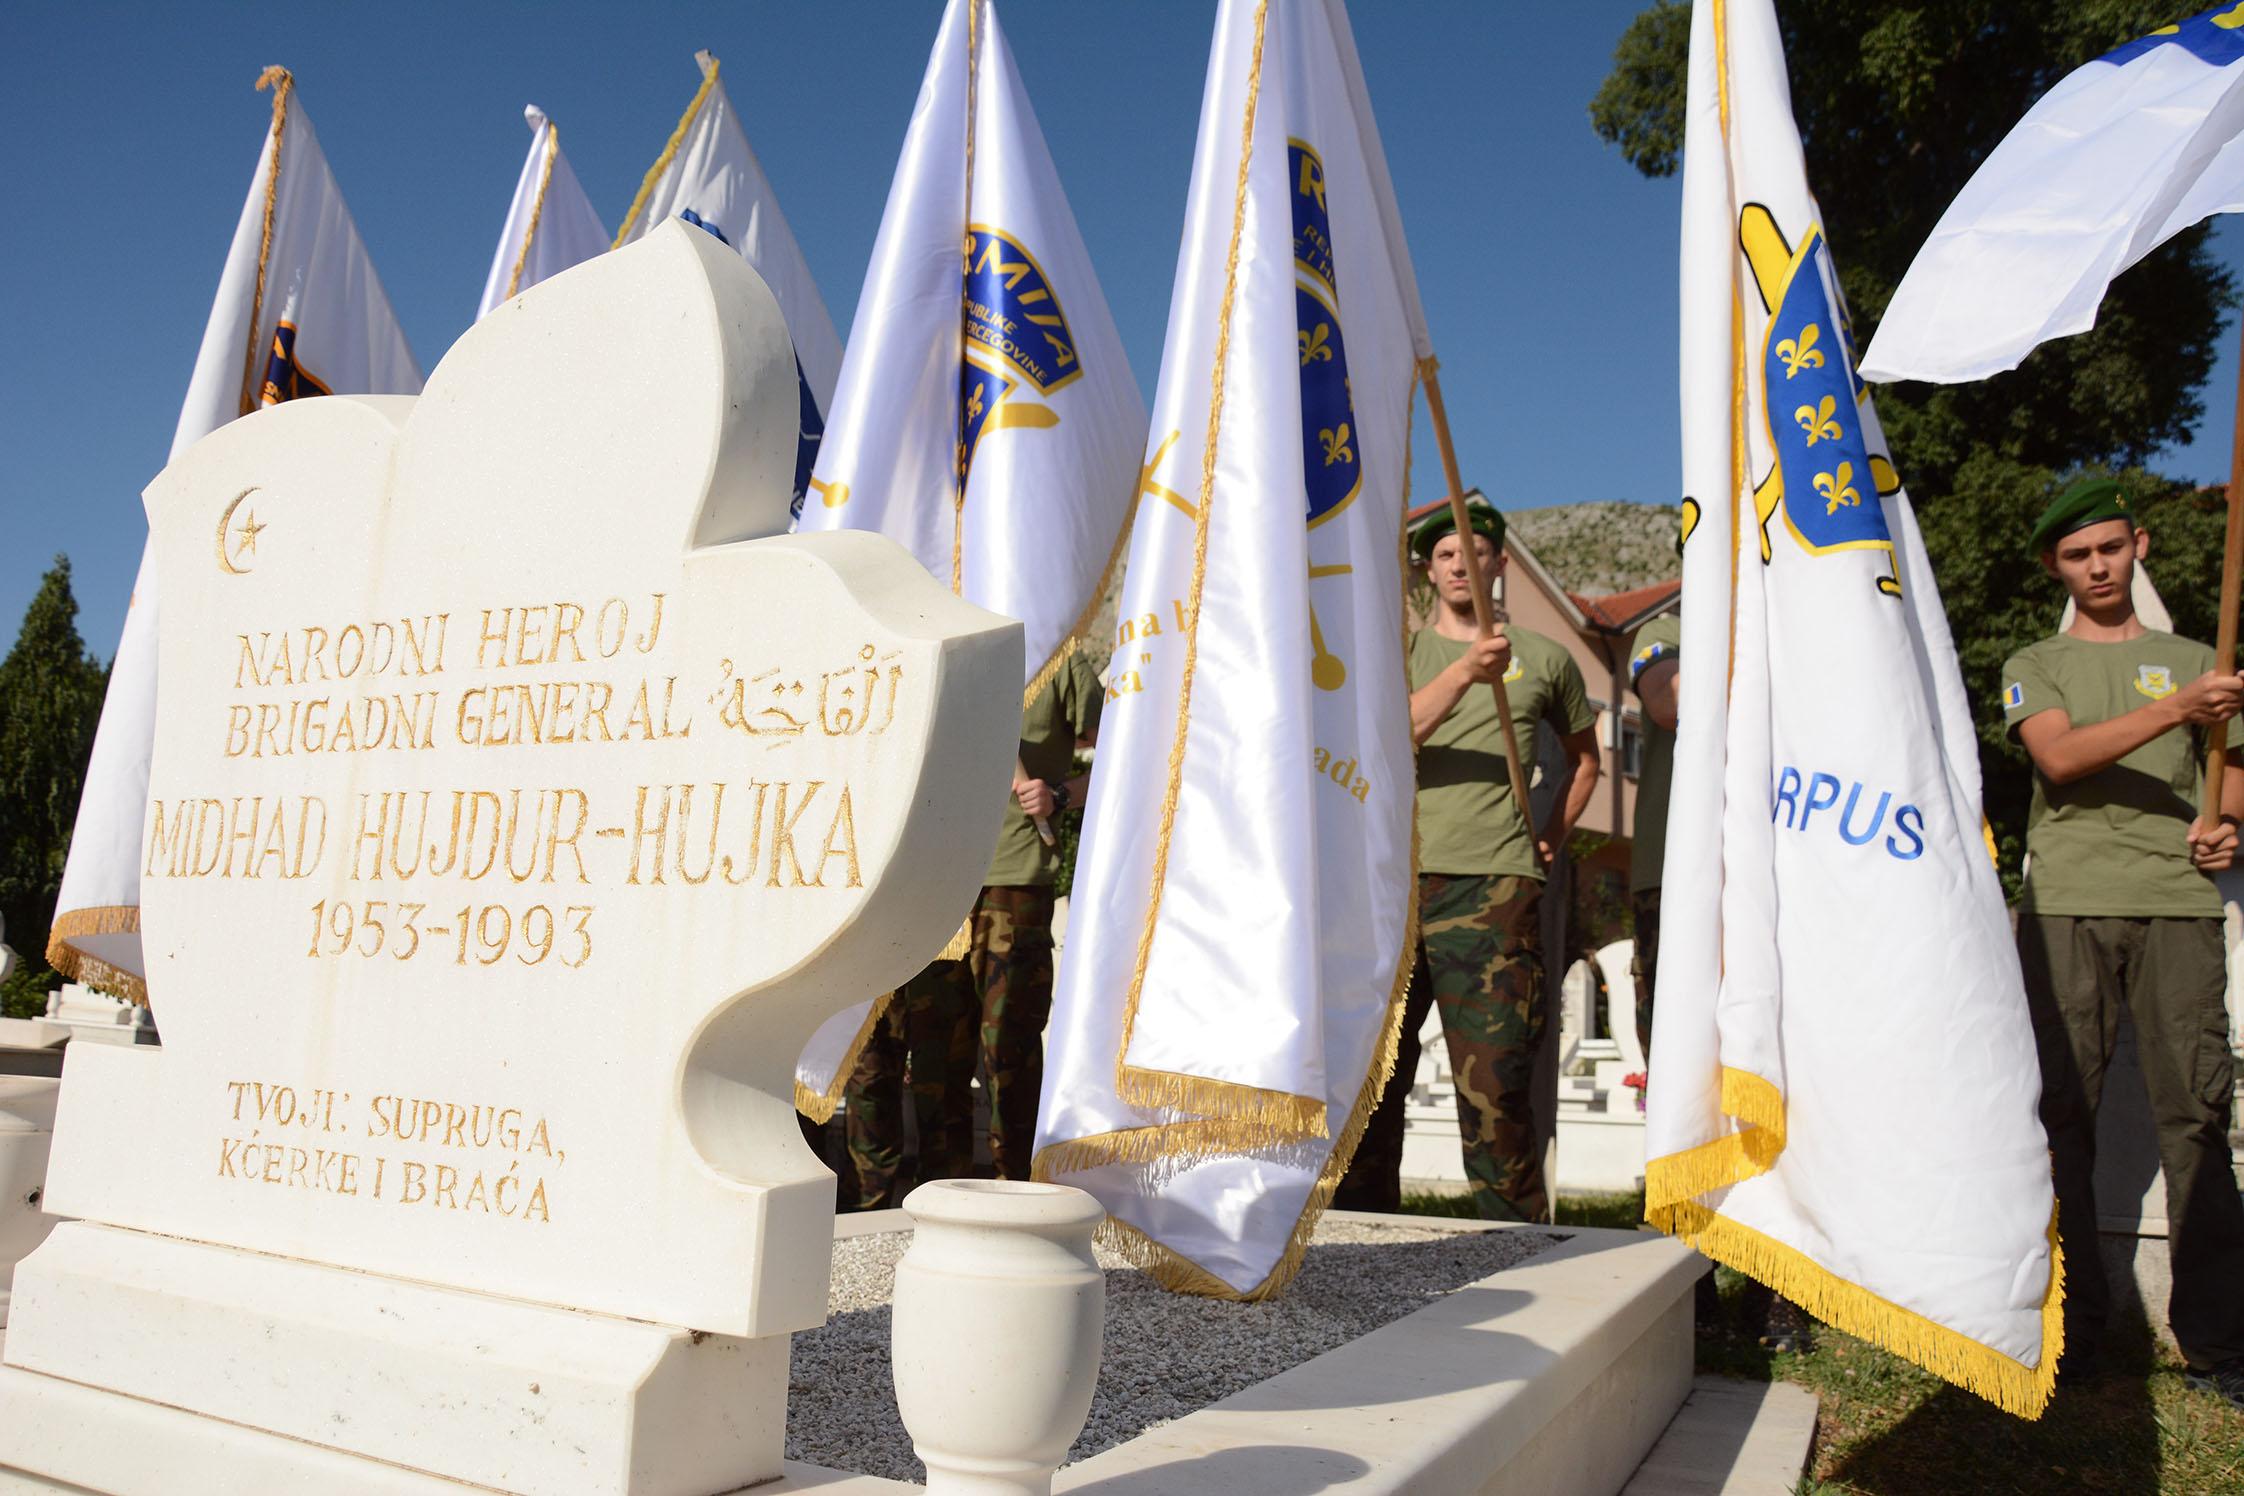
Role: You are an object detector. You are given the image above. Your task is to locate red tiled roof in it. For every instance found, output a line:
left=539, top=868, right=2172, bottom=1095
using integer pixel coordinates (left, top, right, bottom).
left=1569, top=579, right=1681, bottom=631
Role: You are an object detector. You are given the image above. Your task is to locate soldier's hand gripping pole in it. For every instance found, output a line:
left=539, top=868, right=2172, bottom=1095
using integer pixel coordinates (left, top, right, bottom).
left=1421, top=358, right=1540, bottom=862
left=1019, top=754, right=1057, bottom=848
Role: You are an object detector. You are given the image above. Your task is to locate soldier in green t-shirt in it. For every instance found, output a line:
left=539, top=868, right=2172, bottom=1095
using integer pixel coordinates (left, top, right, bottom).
left=1335, top=497, right=1601, bottom=1222
left=2002, top=477, right=2244, bottom=1405
left=844, top=650, right=1102, bottom=1207
left=1626, top=608, right=1680, bottom=1058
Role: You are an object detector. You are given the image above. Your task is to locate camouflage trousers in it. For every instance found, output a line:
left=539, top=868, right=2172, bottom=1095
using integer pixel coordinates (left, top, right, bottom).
left=1630, top=887, right=1661, bottom=1059
left=844, top=884, right=1055, bottom=1208
left=1335, top=873, right=1547, bottom=1222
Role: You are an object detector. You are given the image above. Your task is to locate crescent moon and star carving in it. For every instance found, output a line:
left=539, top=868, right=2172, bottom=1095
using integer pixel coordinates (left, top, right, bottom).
left=215, top=487, right=267, bottom=576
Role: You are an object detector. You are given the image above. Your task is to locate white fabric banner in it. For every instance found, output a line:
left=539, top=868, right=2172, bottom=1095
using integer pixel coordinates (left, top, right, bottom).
left=49, top=70, right=422, bottom=1003
left=476, top=105, right=610, bottom=321
left=1861, top=9, right=2244, bottom=384
left=790, top=0, right=1145, bottom=1120
left=1031, top=0, right=1417, bottom=1298
left=1652, top=0, right=2059, bottom=1416
left=615, top=54, right=843, bottom=518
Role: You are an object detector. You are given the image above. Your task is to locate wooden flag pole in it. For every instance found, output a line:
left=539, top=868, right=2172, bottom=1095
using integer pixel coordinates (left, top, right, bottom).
left=2203, top=318, right=2244, bottom=827
left=1420, top=359, right=1540, bottom=859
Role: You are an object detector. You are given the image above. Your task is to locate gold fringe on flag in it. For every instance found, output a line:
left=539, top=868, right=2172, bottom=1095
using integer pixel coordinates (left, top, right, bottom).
left=1642, top=1065, right=1785, bottom=1211
left=45, top=905, right=149, bottom=1008
left=1652, top=1198, right=2063, bottom=1419
left=793, top=992, right=891, bottom=1124
left=613, top=52, right=720, bottom=249
left=503, top=118, right=564, bottom=303
left=238, top=66, right=294, bottom=417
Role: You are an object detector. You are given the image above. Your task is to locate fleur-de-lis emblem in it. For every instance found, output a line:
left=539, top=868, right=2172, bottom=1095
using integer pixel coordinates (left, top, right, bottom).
left=1298, top=322, right=1334, bottom=365
left=1319, top=423, right=1354, bottom=467
left=1775, top=322, right=1824, bottom=379
left=965, top=384, right=986, bottom=423
left=1813, top=461, right=1861, bottom=515
left=1794, top=394, right=1842, bottom=446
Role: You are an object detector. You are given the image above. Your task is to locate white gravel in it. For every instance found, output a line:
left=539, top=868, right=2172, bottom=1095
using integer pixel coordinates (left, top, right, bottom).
left=785, top=1217, right=1560, bottom=1483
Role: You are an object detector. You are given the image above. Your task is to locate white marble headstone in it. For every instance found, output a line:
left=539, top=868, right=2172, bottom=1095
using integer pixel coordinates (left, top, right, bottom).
left=38, top=223, right=1021, bottom=1337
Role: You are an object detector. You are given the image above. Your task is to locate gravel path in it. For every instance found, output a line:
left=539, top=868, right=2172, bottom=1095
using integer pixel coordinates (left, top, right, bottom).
left=785, top=1217, right=1560, bottom=1484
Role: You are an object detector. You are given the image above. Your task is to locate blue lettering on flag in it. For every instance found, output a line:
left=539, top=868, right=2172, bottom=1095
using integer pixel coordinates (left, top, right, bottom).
left=1289, top=139, right=1362, bottom=528
left=1770, top=765, right=1924, bottom=862
left=1762, top=229, right=1892, bottom=557
left=2104, top=8, right=2244, bottom=69
left=963, top=229, right=1079, bottom=395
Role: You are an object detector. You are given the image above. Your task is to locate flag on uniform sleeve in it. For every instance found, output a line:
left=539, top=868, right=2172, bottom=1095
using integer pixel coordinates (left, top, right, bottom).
left=1652, top=0, right=2059, bottom=1415
left=1029, top=0, right=1419, bottom=1298
left=614, top=52, right=843, bottom=518
left=1861, top=7, right=2244, bottom=384
left=48, top=68, right=422, bottom=1006
left=477, top=105, right=610, bottom=320
left=790, top=0, right=1147, bottom=1121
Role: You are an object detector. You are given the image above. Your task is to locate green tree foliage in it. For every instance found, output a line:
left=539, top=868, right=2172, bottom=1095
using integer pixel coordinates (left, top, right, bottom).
left=1592, top=1, right=2238, bottom=886
left=0, top=557, right=108, bottom=1017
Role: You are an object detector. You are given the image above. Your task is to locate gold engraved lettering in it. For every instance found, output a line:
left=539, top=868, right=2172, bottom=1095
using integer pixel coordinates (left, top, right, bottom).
left=768, top=781, right=823, bottom=887
left=672, top=783, right=722, bottom=885
left=626, top=785, right=670, bottom=885
left=815, top=786, right=862, bottom=888
left=719, top=781, right=769, bottom=884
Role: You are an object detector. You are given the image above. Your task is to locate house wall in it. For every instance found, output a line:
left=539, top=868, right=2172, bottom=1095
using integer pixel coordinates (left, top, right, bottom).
left=1494, top=560, right=1650, bottom=843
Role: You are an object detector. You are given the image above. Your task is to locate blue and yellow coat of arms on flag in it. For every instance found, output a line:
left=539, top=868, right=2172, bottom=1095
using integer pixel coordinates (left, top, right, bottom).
left=677, top=208, right=825, bottom=515
left=958, top=227, right=1073, bottom=481
left=258, top=321, right=330, bottom=409
left=2107, top=5, right=2244, bottom=68
left=1741, top=205, right=1904, bottom=596
left=1290, top=140, right=1362, bottom=529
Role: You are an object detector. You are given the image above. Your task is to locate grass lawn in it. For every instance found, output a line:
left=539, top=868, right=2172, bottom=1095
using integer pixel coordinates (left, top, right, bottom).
left=1395, top=1191, right=2244, bottom=1495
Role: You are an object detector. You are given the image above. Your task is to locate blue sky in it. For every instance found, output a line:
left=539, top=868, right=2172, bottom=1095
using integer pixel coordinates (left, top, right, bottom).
left=2, top=1, right=2237, bottom=657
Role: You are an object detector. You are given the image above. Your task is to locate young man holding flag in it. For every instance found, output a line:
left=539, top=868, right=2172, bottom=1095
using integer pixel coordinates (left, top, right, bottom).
left=1337, top=497, right=1599, bottom=1220
left=2004, top=477, right=2244, bottom=1403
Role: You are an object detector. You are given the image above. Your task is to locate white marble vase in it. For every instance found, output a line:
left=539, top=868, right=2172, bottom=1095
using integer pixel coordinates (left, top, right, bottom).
left=893, top=1179, right=1105, bottom=1495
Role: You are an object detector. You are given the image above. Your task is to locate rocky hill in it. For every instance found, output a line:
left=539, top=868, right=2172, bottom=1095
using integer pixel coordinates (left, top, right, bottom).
left=1505, top=501, right=1681, bottom=597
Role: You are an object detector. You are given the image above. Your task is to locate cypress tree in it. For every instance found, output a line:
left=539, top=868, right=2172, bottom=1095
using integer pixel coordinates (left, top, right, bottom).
left=0, top=557, right=108, bottom=1015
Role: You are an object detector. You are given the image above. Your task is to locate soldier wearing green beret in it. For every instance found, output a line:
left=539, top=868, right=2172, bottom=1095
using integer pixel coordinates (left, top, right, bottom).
left=2002, top=476, right=2244, bottom=1405
left=1336, top=497, right=1601, bottom=1221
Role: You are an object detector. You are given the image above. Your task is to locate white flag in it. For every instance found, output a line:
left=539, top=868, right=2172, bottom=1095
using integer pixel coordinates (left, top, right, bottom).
left=790, top=0, right=1146, bottom=1119
left=49, top=69, right=422, bottom=1004
left=1031, top=0, right=1418, bottom=1298
left=1654, top=0, right=2058, bottom=1415
left=615, top=53, right=843, bottom=518
left=477, top=105, right=609, bottom=320
left=1861, top=9, right=2244, bottom=384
